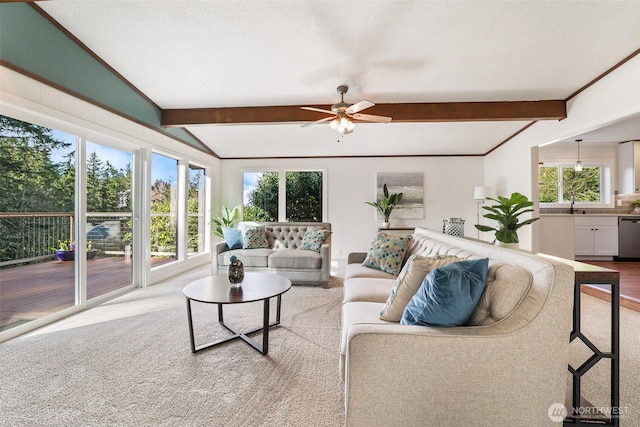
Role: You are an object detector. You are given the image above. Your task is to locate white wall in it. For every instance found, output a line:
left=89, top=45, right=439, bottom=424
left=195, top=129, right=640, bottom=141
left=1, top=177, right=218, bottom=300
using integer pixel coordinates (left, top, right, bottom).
left=484, top=54, right=640, bottom=251
left=220, top=156, right=484, bottom=269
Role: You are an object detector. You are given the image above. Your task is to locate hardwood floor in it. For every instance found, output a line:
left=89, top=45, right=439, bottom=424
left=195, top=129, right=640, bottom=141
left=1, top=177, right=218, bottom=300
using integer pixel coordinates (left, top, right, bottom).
left=580, top=260, right=640, bottom=312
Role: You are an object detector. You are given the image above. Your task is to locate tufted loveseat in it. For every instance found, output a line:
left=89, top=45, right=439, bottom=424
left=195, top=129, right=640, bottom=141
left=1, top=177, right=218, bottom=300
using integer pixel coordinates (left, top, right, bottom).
left=213, top=222, right=331, bottom=287
left=341, top=227, right=574, bottom=426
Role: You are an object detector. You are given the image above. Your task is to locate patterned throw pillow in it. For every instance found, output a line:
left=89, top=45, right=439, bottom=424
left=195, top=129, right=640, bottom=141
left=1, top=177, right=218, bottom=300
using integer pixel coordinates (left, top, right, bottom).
left=242, top=226, right=269, bottom=249
left=401, top=258, right=489, bottom=327
left=380, top=254, right=463, bottom=322
left=362, top=232, right=412, bottom=276
left=222, top=226, right=243, bottom=250
left=299, top=228, right=331, bottom=252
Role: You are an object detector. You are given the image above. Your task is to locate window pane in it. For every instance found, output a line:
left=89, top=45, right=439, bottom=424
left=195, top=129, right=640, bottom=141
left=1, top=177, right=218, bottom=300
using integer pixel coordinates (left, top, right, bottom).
left=243, top=172, right=278, bottom=221
left=562, top=166, right=601, bottom=202
left=539, top=165, right=559, bottom=203
left=86, top=141, right=133, bottom=299
left=151, top=153, right=177, bottom=263
left=286, top=171, right=323, bottom=222
left=0, top=115, right=77, bottom=331
left=188, top=165, right=205, bottom=255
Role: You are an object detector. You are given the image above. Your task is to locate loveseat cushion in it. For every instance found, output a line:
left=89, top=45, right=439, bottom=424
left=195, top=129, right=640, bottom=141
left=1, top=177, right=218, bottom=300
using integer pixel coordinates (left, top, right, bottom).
left=242, top=225, right=269, bottom=249
left=222, top=226, right=243, bottom=250
left=218, top=249, right=273, bottom=267
left=401, top=258, right=489, bottom=327
left=299, top=228, right=331, bottom=252
left=268, top=249, right=322, bottom=269
left=379, top=254, right=463, bottom=322
left=362, top=232, right=412, bottom=276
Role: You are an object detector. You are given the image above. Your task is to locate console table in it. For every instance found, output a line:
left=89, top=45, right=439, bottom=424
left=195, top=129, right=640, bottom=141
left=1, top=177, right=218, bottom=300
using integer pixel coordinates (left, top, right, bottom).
left=539, top=255, right=620, bottom=427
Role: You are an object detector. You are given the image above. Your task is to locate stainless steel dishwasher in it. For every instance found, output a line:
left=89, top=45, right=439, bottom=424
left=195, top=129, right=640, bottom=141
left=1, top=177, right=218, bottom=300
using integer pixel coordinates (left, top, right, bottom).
left=618, top=217, right=640, bottom=258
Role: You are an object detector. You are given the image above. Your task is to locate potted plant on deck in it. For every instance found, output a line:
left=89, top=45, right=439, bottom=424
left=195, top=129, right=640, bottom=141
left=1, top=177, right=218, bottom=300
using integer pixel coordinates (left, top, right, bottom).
left=53, top=240, right=96, bottom=261
left=365, top=183, right=403, bottom=228
left=474, top=192, right=539, bottom=247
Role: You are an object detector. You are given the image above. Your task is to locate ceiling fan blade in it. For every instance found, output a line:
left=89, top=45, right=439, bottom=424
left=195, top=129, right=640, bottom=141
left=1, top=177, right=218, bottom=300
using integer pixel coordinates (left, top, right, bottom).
left=352, top=113, right=392, bottom=123
left=301, top=106, right=336, bottom=115
left=347, top=100, right=374, bottom=114
left=300, top=116, right=335, bottom=127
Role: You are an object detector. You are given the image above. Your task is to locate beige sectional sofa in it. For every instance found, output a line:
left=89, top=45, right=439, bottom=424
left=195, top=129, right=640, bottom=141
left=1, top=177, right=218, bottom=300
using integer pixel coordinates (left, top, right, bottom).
left=213, top=222, right=331, bottom=286
left=341, top=227, right=574, bottom=426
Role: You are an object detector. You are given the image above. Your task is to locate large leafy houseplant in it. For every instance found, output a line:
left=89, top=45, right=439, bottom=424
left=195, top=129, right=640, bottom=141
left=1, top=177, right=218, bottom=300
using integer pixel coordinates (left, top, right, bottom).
left=212, top=205, right=242, bottom=238
left=365, top=183, right=403, bottom=223
left=475, top=192, right=539, bottom=244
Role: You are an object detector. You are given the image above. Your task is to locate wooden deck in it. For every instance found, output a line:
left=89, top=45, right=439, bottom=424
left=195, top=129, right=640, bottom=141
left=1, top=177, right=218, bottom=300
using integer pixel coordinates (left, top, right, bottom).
left=0, top=256, right=172, bottom=329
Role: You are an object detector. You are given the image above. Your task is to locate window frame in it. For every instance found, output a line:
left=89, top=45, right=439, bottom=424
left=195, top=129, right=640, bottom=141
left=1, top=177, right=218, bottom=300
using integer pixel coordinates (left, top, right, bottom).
left=242, top=167, right=328, bottom=222
left=539, top=160, right=613, bottom=208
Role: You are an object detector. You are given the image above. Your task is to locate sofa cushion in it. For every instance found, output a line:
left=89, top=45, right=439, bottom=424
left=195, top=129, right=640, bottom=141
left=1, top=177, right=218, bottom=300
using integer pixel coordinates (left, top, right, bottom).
left=221, top=226, right=243, bottom=250
left=379, top=254, right=463, bottom=322
left=299, top=228, right=331, bottom=252
left=401, top=258, right=489, bottom=327
left=268, top=249, right=322, bottom=269
left=218, top=249, right=273, bottom=267
left=340, top=301, right=389, bottom=355
left=242, top=225, right=269, bottom=249
left=345, top=263, right=397, bottom=280
left=468, top=263, right=532, bottom=326
left=342, top=278, right=396, bottom=304
left=362, top=232, right=412, bottom=276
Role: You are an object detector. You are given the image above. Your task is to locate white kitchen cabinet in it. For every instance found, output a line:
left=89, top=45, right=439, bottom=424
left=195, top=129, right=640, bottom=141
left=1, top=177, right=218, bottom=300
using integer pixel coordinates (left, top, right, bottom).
left=574, top=216, right=618, bottom=257
left=617, top=140, right=640, bottom=194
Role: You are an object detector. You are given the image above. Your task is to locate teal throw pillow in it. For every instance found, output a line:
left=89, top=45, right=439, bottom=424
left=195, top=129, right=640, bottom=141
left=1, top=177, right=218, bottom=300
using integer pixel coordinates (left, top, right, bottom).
left=222, top=226, right=243, bottom=250
left=362, top=232, right=412, bottom=276
left=242, top=226, right=269, bottom=249
left=401, top=258, right=489, bottom=327
left=299, top=228, right=331, bottom=252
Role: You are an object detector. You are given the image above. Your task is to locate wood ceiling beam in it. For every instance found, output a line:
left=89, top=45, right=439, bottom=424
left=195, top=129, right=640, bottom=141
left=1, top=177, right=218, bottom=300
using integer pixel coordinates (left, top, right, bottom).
left=161, top=100, right=566, bottom=127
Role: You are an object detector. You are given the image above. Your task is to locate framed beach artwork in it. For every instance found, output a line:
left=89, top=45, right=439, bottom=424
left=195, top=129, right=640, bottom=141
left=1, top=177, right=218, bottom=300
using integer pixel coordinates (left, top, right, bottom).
left=375, top=172, right=424, bottom=219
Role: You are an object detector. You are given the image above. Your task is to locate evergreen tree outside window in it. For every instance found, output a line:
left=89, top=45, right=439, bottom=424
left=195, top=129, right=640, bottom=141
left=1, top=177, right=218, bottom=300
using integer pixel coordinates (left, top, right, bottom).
left=539, top=163, right=603, bottom=204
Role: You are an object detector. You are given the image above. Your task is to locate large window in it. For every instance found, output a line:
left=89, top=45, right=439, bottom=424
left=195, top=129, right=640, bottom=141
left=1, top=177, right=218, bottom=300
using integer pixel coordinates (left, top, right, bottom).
left=0, top=115, right=77, bottom=330
left=86, top=141, right=134, bottom=299
left=539, top=163, right=604, bottom=204
left=243, top=170, right=325, bottom=222
left=187, top=164, right=205, bottom=255
left=150, top=153, right=178, bottom=262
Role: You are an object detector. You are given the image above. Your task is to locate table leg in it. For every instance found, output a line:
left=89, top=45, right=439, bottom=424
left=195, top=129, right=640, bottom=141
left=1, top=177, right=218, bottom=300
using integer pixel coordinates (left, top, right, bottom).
left=185, top=298, right=196, bottom=353
left=262, top=297, right=270, bottom=355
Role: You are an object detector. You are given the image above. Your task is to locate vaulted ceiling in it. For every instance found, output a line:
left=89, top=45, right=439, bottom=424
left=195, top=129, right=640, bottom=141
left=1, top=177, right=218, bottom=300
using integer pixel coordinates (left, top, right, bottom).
left=35, top=1, right=640, bottom=158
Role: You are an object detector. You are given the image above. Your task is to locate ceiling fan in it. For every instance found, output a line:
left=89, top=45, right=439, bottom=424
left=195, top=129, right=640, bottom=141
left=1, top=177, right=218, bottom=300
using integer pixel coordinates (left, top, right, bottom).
left=301, top=85, right=392, bottom=134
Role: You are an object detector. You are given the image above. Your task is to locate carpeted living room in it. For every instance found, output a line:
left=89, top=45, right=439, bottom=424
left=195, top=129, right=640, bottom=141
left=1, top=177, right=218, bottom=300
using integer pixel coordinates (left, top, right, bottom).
left=2, top=1, right=640, bottom=426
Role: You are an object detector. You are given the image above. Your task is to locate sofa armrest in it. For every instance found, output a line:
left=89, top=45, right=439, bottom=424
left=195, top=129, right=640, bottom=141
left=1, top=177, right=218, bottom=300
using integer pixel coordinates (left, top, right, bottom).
left=347, top=252, right=367, bottom=264
left=211, top=240, right=230, bottom=275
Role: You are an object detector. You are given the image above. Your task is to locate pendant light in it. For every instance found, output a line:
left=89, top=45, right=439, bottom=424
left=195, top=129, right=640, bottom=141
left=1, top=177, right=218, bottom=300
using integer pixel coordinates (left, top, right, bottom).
left=575, top=139, right=583, bottom=172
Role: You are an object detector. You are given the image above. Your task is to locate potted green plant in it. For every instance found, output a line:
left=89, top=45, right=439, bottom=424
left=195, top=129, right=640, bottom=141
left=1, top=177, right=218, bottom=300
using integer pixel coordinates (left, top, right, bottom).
left=475, top=192, right=539, bottom=246
left=52, top=239, right=96, bottom=261
left=212, top=205, right=242, bottom=238
left=365, top=183, right=403, bottom=228
left=631, top=199, right=640, bottom=214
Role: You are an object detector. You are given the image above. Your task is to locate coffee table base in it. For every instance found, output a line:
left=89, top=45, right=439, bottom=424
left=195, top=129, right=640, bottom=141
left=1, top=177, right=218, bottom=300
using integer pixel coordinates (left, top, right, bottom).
left=186, top=294, right=283, bottom=355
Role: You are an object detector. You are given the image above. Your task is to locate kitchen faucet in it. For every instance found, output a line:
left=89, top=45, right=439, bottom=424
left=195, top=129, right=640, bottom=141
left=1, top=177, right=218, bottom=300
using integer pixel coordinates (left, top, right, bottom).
left=570, top=195, right=575, bottom=214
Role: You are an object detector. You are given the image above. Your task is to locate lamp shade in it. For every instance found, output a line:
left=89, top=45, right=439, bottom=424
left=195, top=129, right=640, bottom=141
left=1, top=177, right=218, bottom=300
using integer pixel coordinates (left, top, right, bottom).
left=473, top=186, right=487, bottom=201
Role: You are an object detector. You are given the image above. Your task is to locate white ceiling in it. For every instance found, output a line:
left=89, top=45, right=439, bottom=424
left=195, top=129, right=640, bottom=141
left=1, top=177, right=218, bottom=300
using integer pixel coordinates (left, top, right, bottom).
left=38, top=0, right=640, bottom=158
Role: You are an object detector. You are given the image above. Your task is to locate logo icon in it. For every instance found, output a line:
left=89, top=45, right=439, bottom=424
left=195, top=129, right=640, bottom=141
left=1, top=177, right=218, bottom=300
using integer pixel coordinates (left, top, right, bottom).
left=548, top=403, right=568, bottom=422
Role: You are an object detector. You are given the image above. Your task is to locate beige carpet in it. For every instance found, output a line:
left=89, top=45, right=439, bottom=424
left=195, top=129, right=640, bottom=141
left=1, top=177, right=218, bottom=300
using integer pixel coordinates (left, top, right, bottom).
left=2, top=265, right=638, bottom=426
left=0, top=265, right=345, bottom=426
